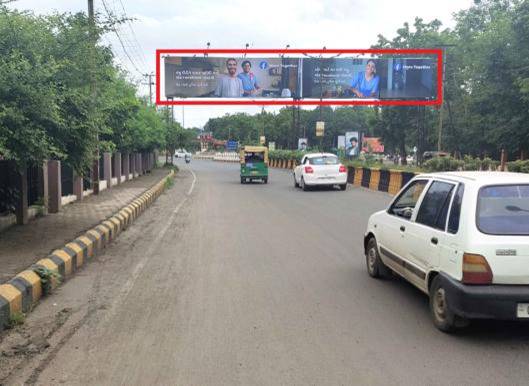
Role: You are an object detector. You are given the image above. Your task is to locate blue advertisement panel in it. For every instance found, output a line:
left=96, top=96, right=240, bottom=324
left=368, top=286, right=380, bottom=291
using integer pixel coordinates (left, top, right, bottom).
left=165, top=57, right=299, bottom=98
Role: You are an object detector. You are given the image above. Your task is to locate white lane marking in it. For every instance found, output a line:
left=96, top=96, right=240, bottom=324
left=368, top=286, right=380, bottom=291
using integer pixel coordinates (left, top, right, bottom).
left=105, top=169, right=197, bottom=317
left=187, top=169, right=197, bottom=197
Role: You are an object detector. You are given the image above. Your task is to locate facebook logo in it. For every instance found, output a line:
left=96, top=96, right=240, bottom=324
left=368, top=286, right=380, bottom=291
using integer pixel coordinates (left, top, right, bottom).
left=259, top=61, right=268, bottom=70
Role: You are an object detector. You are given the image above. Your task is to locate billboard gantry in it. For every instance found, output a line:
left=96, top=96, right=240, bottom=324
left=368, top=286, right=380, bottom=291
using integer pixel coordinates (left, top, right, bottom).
left=157, top=49, right=442, bottom=106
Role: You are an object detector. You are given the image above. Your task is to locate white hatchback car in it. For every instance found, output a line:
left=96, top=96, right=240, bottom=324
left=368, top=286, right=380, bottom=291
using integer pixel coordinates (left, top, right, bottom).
left=293, top=153, right=348, bottom=191
left=174, top=149, right=189, bottom=158
left=364, top=172, right=529, bottom=332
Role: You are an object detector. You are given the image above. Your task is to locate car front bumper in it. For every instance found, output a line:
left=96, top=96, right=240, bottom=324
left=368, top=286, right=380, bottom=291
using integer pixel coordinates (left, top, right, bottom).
left=439, top=272, right=529, bottom=320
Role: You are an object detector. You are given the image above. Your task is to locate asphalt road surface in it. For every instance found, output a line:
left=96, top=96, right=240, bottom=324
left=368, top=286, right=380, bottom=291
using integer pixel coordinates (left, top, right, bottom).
left=3, top=160, right=529, bottom=385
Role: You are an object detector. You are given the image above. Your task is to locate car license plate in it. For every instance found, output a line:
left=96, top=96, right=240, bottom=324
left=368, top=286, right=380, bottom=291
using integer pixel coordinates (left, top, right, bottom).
left=251, top=171, right=258, bottom=175
left=516, top=303, right=529, bottom=318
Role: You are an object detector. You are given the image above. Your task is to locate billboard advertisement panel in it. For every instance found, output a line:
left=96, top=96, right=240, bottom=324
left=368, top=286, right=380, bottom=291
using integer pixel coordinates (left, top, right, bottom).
left=298, top=138, right=308, bottom=150
left=301, top=57, right=435, bottom=100
left=380, top=58, right=435, bottom=99
left=345, top=131, right=360, bottom=158
left=362, top=137, right=384, bottom=153
left=165, top=56, right=300, bottom=99
left=157, top=49, right=442, bottom=106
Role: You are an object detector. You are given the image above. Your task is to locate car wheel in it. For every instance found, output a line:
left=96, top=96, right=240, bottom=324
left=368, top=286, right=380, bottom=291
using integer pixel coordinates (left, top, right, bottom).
left=264, top=177, right=268, bottom=184
left=429, top=275, right=468, bottom=333
left=366, top=238, right=390, bottom=278
left=294, top=174, right=299, bottom=188
left=301, top=177, right=309, bottom=191
left=339, top=183, right=347, bottom=191
left=240, top=177, right=245, bottom=184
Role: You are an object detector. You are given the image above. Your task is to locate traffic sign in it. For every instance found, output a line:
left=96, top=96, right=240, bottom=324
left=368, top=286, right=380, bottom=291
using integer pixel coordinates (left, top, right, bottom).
left=316, top=121, right=325, bottom=137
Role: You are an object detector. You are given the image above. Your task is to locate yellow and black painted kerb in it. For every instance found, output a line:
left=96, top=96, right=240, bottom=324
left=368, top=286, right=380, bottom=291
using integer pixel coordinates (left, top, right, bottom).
left=346, top=166, right=418, bottom=196
left=0, top=170, right=175, bottom=331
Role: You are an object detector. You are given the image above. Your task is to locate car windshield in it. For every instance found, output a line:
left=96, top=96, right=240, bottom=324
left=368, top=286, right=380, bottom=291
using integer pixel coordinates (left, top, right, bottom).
left=477, top=184, right=529, bottom=235
left=309, top=156, right=338, bottom=165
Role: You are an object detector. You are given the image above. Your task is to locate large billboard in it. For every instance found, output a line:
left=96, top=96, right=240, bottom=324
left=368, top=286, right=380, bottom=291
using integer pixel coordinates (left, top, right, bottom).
left=165, top=57, right=299, bottom=99
left=157, top=49, right=442, bottom=106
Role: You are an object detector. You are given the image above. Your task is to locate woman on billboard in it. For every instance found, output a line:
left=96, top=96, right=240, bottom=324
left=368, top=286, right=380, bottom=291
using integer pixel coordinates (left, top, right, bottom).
left=349, top=60, right=380, bottom=98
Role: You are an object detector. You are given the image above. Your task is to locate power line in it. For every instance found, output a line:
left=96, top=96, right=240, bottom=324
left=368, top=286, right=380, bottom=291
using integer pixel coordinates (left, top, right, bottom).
left=117, top=0, right=149, bottom=70
left=104, top=0, right=149, bottom=73
left=100, top=0, right=146, bottom=76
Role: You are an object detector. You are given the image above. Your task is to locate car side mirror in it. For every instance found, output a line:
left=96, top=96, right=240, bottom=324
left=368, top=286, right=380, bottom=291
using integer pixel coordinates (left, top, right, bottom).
left=402, top=208, right=413, bottom=219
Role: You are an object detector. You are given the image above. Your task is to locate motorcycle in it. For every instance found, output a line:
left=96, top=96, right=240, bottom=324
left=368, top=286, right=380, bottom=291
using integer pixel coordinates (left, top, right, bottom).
left=185, top=154, right=191, bottom=164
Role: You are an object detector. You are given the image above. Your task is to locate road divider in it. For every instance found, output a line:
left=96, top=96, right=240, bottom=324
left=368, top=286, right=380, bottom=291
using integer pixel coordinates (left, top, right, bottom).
left=0, top=170, right=175, bottom=331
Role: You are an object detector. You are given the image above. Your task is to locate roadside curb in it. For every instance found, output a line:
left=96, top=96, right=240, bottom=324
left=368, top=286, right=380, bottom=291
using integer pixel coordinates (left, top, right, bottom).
left=0, top=169, right=175, bottom=331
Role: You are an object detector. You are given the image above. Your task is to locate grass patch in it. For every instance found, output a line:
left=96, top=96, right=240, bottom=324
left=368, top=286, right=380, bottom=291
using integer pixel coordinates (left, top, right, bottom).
left=164, top=176, right=175, bottom=189
left=33, top=267, right=61, bottom=295
left=163, top=163, right=179, bottom=172
left=7, top=311, right=26, bottom=328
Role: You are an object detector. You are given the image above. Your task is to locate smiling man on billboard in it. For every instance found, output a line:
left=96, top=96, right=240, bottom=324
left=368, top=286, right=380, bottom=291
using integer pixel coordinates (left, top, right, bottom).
left=214, top=58, right=244, bottom=97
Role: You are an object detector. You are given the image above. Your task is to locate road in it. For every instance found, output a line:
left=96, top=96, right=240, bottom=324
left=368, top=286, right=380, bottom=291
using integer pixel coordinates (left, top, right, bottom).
left=3, top=160, right=529, bottom=385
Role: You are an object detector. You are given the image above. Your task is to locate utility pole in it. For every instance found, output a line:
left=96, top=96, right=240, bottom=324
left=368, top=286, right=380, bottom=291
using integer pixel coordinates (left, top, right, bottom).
left=143, top=73, right=155, bottom=105
left=437, top=45, right=454, bottom=152
left=88, top=0, right=100, bottom=194
left=437, top=48, right=445, bottom=152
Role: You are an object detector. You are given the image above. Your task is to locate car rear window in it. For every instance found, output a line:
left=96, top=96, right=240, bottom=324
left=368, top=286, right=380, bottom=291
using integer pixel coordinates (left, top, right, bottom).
left=245, top=152, right=264, bottom=163
left=309, top=156, right=338, bottom=165
left=477, top=184, right=529, bottom=235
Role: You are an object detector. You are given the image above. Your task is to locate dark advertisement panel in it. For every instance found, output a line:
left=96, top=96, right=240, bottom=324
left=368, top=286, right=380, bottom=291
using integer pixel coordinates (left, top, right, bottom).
left=165, top=57, right=299, bottom=98
left=380, top=58, right=435, bottom=99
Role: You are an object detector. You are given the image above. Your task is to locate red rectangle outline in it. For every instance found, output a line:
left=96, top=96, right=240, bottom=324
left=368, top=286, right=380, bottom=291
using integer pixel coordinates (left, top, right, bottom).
left=156, top=48, right=442, bottom=106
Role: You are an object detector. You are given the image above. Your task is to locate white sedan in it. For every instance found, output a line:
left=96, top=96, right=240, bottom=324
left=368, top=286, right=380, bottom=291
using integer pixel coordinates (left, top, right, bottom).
left=293, top=153, right=348, bottom=191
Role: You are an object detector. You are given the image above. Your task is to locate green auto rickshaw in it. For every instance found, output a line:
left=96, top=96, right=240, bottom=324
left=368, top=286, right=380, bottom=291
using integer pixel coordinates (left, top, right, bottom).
left=240, top=146, right=269, bottom=184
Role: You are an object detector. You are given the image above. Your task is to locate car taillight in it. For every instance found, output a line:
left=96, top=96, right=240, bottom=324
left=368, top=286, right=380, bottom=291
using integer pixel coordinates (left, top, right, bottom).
left=339, top=165, right=347, bottom=173
left=462, top=253, right=493, bottom=284
left=304, top=166, right=314, bottom=173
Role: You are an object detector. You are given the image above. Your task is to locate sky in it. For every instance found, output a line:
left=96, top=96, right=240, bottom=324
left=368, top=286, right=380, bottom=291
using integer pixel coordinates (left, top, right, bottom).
left=8, top=0, right=474, bottom=128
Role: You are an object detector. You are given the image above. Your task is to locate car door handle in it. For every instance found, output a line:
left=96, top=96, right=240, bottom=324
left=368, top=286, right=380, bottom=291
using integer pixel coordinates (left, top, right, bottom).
left=400, top=226, right=405, bottom=232
left=431, top=237, right=438, bottom=245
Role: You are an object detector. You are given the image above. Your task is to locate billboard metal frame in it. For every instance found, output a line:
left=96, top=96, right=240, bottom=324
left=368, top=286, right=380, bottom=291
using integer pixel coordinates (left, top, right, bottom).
left=156, top=48, right=443, bottom=106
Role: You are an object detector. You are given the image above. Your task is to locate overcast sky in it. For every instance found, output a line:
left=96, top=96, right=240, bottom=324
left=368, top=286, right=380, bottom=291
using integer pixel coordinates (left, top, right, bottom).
left=9, top=0, right=474, bottom=128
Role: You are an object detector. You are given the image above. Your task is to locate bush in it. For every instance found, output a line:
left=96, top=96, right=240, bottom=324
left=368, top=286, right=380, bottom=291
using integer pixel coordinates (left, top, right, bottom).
left=269, top=150, right=307, bottom=162
left=507, top=160, right=529, bottom=173
left=423, top=157, right=464, bottom=172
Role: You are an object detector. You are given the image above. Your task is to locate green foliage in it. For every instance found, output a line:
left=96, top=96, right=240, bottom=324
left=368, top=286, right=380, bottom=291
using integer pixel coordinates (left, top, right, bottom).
left=33, top=266, right=61, bottom=295
left=7, top=311, right=26, bottom=328
left=507, top=160, right=529, bottom=173
left=423, top=157, right=464, bottom=172
left=0, top=7, right=175, bottom=174
left=164, top=176, right=174, bottom=189
left=269, top=150, right=307, bottom=162
left=204, top=106, right=378, bottom=152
